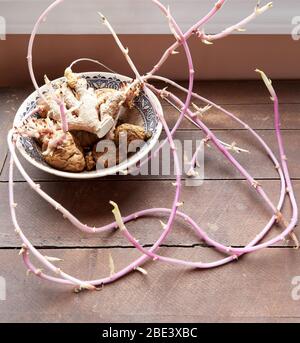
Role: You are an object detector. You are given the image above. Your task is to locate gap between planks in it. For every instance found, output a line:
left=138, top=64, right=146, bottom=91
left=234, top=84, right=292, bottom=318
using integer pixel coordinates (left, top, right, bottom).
left=1, top=178, right=300, bottom=184
left=0, top=245, right=296, bottom=250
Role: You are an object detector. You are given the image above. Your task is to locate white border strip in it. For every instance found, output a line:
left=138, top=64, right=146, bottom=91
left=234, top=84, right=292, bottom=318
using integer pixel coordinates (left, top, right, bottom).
left=0, top=0, right=298, bottom=34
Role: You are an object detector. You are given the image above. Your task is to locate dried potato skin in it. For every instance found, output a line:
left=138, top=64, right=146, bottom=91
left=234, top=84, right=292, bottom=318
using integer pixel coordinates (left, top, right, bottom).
left=43, top=133, right=86, bottom=173
left=85, top=152, right=96, bottom=171
left=71, top=131, right=99, bottom=148
left=114, top=124, right=152, bottom=146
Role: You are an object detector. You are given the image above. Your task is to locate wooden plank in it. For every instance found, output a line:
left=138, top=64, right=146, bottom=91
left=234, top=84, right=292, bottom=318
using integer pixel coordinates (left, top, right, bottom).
left=1, top=83, right=299, bottom=174
left=0, top=247, right=299, bottom=323
left=164, top=103, right=300, bottom=131
left=170, top=80, right=300, bottom=105
left=0, top=88, right=32, bottom=172
left=0, top=87, right=300, bottom=129
left=2, top=130, right=299, bottom=182
left=1, top=80, right=299, bottom=107
left=1, top=88, right=300, bottom=133
left=0, top=81, right=300, bottom=139
left=0, top=180, right=298, bottom=248
left=2, top=97, right=300, bottom=140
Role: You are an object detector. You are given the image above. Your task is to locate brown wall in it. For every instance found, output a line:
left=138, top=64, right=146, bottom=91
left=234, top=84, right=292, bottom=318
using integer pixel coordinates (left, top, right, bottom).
left=0, top=34, right=299, bottom=87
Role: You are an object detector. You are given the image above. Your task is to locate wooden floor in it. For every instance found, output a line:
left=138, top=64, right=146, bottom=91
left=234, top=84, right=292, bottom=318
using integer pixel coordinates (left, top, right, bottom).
left=0, top=80, right=300, bottom=323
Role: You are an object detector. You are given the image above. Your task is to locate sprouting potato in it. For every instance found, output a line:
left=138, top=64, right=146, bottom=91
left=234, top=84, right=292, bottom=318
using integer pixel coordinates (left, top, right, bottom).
left=17, top=70, right=150, bottom=172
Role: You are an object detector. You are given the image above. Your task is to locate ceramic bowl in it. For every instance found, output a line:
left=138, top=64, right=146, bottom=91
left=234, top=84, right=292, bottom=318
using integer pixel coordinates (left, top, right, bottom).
left=14, top=72, right=163, bottom=179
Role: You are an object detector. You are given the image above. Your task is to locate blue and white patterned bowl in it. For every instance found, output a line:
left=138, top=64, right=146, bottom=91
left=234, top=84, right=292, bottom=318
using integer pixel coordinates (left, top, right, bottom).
left=14, top=72, right=163, bottom=179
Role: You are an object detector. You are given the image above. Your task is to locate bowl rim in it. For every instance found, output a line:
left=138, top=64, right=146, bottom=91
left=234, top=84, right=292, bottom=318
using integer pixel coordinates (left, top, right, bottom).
left=14, top=71, right=163, bottom=179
